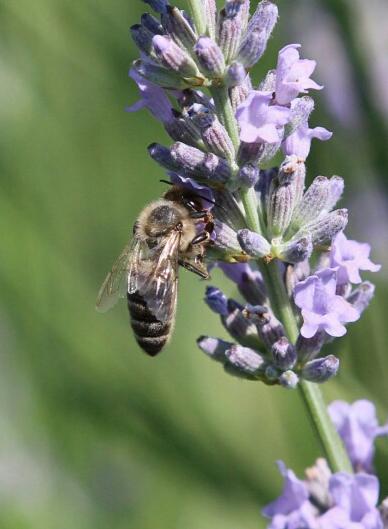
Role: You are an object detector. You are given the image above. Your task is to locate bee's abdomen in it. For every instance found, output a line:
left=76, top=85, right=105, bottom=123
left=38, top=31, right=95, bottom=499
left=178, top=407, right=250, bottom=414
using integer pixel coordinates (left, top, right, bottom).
left=127, top=292, right=171, bottom=356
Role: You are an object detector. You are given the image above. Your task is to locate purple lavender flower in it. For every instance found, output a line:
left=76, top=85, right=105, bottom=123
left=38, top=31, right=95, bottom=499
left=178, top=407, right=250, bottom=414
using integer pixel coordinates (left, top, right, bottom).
left=236, top=91, right=291, bottom=144
left=319, top=473, right=383, bottom=529
left=262, top=461, right=319, bottom=529
left=294, top=268, right=359, bottom=338
left=127, top=68, right=174, bottom=124
left=275, top=44, right=323, bottom=106
left=328, top=400, right=388, bottom=473
left=282, top=122, right=332, bottom=160
left=330, top=232, right=381, bottom=285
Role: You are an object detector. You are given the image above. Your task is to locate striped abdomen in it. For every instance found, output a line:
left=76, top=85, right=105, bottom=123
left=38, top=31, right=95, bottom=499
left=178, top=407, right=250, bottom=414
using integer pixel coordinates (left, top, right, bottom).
left=127, top=291, right=171, bottom=356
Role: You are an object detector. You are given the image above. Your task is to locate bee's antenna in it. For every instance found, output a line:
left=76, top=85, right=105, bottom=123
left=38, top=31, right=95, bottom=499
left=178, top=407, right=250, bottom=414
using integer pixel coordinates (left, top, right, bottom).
left=159, top=179, right=174, bottom=186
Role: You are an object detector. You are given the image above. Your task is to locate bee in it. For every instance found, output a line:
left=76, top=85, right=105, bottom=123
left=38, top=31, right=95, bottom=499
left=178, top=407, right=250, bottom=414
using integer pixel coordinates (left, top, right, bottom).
left=96, top=185, right=214, bottom=356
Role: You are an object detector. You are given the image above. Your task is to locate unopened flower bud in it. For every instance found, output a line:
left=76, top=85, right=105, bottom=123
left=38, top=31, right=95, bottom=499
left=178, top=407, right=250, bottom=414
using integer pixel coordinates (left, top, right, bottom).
left=237, top=229, right=271, bottom=258
left=153, top=35, right=199, bottom=77
left=295, top=331, right=325, bottom=363
left=224, top=345, right=265, bottom=378
left=131, top=24, right=155, bottom=55
left=271, top=337, right=297, bottom=370
left=302, top=355, right=339, bottom=383
left=347, top=281, right=375, bottom=315
left=162, top=6, right=197, bottom=50
left=222, top=306, right=260, bottom=347
left=279, top=370, right=299, bottom=389
left=285, top=97, right=315, bottom=138
left=229, top=76, right=252, bottom=111
left=238, top=271, right=267, bottom=306
left=143, top=0, right=169, bottom=14
left=237, top=164, right=260, bottom=187
left=225, top=62, right=247, bottom=87
left=248, top=0, right=278, bottom=34
left=291, top=176, right=332, bottom=229
left=133, top=59, right=188, bottom=89
left=148, top=142, right=179, bottom=171
left=205, top=286, right=229, bottom=315
left=248, top=308, right=285, bottom=348
left=303, top=209, right=348, bottom=247
left=197, top=336, right=232, bottom=361
left=225, top=0, right=246, bottom=18
left=193, top=113, right=236, bottom=161
left=267, top=174, right=298, bottom=237
left=213, top=220, right=242, bottom=254
left=323, top=175, right=345, bottom=213
left=171, top=142, right=231, bottom=183
left=204, top=0, right=217, bottom=40
left=258, top=69, right=276, bottom=92
left=217, top=8, right=244, bottom=64
left=275, top=235, right=313, bottom=264
left=194, top=37, right=226, bottom=78
left=140, top=13, right=164, bottom=35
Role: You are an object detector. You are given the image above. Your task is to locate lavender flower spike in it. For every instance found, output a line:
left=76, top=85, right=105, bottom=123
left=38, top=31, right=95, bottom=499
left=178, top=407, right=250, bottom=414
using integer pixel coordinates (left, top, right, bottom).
left=275, top=44, right=323, bottom=106
left=330, top=232, right=381, bottom=285
left=328, top=400, right=388, bottom=473
left=294, top=268, right=359, bottom=338
left=236, top=91, right=291, bottom=144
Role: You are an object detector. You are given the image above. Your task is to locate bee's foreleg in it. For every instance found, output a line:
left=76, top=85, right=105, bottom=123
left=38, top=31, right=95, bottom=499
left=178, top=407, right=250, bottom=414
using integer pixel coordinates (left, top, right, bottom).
left=190, top=231, right=211, bottom=245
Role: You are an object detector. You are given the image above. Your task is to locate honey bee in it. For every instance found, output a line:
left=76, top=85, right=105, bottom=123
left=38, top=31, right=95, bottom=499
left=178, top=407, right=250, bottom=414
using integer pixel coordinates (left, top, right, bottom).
left=96, top=186, right=214, bottom=356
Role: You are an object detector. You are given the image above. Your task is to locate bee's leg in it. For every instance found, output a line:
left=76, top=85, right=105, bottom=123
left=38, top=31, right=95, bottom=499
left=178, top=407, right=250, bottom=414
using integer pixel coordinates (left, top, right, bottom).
left=189, top=210, right=209, bottom=219
left=179, top=257, right=209, bottom=279
left=191, top=230, right=211, bottom=246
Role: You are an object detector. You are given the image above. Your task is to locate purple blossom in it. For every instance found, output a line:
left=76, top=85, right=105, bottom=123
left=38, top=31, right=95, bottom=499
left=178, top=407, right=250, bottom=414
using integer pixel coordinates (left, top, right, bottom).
left=319, top=473, right=383, bottom=529
left=330, top=232, right=381, bottom=285
left=275, top=44, right=323, bottom=106
left=294, top=268, right=359, bottom=338
left=127, top=68, right=174, bottom=123
left=262, top=461, right=319, bottom=529
left=328, top=400, right=388, bottom=473
left=282, top=122, right=332, bottom=160
left=236, top=91, right=291, bottom=144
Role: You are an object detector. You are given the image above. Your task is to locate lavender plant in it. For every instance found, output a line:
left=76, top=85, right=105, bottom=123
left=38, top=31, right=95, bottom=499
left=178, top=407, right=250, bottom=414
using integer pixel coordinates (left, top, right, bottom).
left=127, top=0, right=385, bottom=521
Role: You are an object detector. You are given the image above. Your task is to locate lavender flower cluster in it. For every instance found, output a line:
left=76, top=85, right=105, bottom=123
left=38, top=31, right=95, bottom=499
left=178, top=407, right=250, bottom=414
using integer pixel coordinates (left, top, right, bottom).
left=129, top=0, right=380, bottom=387
left=263, top=399, right=388, bottom=529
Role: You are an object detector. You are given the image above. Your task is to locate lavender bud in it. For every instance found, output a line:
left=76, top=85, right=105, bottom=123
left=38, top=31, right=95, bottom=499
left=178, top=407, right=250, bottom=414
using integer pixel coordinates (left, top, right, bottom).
left=237, top=30, right=268, bottom=68
left=279, top=370, right=299, bottom=389
left=302, top=355, right=339, bottom=383
left=347, top=281, right=375, bottom=315
left=237, top=229, right=271, bottom=258
left=222, top=307, right=260, bottom=347
left=267, top=174, right=297, bottom=237
left=258, top=69, right=276, bottom=92
left=271, top=337, right=297, bottom=370
left=148, top=142, right=179, bottom=171
left=143, top=0, right=169, bottom=14
left=323, top=175, right=345, bottom=213
left=247, top=308, right=285, bottom=348
left=229, top=75, right=252, bottom=111
left=237, top=164, right=260, bottom=187
left=152, top=35, right=200, bottom=77
left=205, top=286, right=229, bottom=315
left=194, top=113, right=236, bottom=161
left=238, top=272, right=267, bottom=306
left=213, top=220, right=242, bottom=254
left=284, top=97, right=315, bottom=138
left=171, top=142, right=231, bottom=183
left=296, top=332, right=326, bottom=363
left=265, top=365, right=279, bottom=382
left=130, top=24, right=155, bottom=55
left=276, top=235, right=313, bottom=264
left=165, top=110, right=202, bottom=146
left=225, top=0, right=246, bottom=18
left=225, top=62, right=247, bottom=88
left=225, top=345, right=265, bottom=378
left=255, top=166, right=277, bottom=221
left=291, top=176, right=332, bottom=229
left=203, top=0, right=217, bottom=39
left=140, top=13, right=164, bottom=35
left=303, top=209, right=348, bottom=247
left=217, top=8, right=244, bottom=64
left=194, top=37, right=226, bottom=78
left=238, top=0, right=278, bottom=67
left=133, top=59, right=188, bottom=89
left=162, top=6, right=197, bottom=50
left=197, top=336, right=232, bottom=361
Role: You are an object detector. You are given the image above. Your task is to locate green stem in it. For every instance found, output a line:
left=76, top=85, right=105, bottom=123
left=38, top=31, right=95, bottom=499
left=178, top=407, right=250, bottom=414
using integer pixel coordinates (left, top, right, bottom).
left=186, top=0, right=206, bottom=36
left=210, top=82, right=353, bottom=474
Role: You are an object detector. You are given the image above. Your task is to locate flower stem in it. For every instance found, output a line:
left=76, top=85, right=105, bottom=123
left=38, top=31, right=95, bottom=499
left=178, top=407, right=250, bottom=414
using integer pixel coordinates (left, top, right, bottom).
left=186, top=0, right=206, bottom=36
left=211, top=83, right=353, bottom=475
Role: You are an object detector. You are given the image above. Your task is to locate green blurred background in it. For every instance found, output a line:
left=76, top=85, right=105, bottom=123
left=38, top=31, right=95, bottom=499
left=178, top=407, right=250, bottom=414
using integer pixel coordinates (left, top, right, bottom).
left=1, top=0, right=387, bottom=527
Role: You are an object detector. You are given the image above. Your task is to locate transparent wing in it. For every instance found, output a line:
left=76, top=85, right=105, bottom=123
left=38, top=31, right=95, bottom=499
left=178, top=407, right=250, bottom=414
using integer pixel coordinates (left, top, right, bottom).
left=136, top=231, right=181, bottom=323
left=96, top=238, right=141, bottom=313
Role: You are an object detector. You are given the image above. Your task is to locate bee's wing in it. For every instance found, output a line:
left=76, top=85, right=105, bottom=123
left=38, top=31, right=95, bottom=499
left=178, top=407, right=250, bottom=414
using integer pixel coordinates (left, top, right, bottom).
left=96, top=238, right=142, bottom=313
left=136, top=230, right=181, bottom=323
